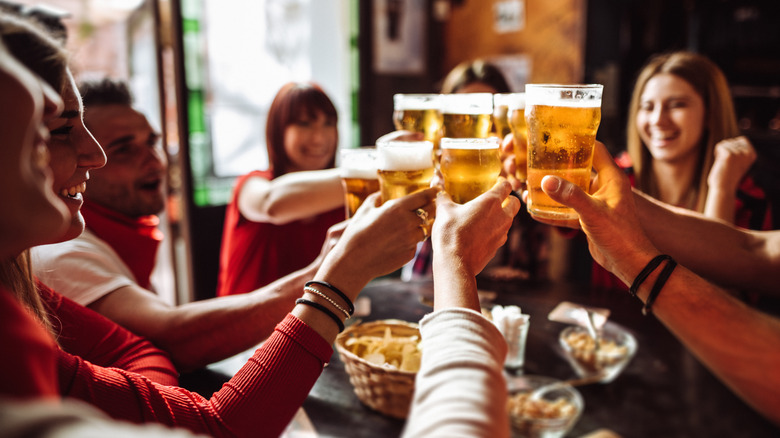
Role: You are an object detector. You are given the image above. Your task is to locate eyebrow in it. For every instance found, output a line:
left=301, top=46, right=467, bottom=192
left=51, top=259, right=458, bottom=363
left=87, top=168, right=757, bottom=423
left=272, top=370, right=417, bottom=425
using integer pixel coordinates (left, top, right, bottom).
left=107, top=134, right=135, bottom=147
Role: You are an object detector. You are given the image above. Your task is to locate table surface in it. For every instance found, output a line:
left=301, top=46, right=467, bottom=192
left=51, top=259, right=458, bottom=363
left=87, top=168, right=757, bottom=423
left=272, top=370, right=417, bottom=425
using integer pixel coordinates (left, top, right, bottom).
left=185, top=276, right=778, bottom=438
left=301, top=277, right=777, bottom=438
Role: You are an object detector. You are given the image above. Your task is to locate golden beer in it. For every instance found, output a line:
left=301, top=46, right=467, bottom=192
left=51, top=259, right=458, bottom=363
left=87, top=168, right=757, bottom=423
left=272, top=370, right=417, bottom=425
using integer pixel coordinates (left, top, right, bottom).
left=492, top=93, right=521, bottom=139
left=339, top=148, right=380, bottom=218
left=393, top=94, right=443, bottom=163
left=376, top=141, right=435, bottom=203
left=509, top=108, right=528, bottom=182
left=441, top=93, right=493, bottom=140
left=525, top=84, right=603, bottom=220
left=440, top=138, right=501, bottom=204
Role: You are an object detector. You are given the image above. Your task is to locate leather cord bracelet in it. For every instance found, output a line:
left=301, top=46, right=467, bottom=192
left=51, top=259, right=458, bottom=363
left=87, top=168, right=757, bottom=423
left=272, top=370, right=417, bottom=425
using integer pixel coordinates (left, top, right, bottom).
left=642, top=258, right=678, bottom=316
left=305, top=280, right=355, bottom=315
left=296, top=298, right=345, bottom=332
left=629, top=254, right=672, bottom=297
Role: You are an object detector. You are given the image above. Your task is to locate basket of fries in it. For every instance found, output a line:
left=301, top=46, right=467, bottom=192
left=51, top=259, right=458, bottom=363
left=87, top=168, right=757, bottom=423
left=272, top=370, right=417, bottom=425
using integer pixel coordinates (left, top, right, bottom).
left=335, top=319, right=422, bottom=419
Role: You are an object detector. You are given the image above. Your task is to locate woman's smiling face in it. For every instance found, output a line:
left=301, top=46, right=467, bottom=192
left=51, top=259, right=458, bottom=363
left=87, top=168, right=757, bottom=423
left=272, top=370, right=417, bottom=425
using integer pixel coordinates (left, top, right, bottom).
left=636, top=73, right=706, bottom=165
left=44, top=71, right=107, bottom=243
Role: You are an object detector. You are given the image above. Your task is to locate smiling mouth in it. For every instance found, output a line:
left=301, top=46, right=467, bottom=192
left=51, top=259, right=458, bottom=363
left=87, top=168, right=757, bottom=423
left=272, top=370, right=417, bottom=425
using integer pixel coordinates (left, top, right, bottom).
left=139, top=179, right=162, bottom=191
left=60, top=182, right=86, bottom=198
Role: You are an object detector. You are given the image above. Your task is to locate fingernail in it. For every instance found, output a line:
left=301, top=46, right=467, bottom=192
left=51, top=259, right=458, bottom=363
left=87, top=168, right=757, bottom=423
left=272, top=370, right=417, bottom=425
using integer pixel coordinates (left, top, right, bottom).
left=542, top=175, right=561, bottom=192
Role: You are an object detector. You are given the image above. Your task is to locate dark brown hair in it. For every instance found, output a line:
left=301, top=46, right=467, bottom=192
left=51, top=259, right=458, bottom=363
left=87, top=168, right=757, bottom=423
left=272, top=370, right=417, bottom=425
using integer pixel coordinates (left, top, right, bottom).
left=265, top=82, right=338, bottom=177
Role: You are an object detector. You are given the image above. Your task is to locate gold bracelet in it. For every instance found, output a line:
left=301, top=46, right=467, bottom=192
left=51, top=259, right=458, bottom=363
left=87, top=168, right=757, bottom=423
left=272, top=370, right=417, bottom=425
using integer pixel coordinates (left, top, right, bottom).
left=303, top=286, right=351, bottom=319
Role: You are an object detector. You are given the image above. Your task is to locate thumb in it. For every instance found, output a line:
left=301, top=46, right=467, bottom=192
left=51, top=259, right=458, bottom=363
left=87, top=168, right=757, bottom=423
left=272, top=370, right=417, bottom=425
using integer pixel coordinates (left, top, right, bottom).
left=541, top=175, right=593, bottom=214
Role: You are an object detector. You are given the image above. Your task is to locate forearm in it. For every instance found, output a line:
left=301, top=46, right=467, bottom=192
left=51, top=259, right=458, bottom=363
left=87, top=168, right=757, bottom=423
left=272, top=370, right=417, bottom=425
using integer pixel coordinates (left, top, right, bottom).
left=265, top=169, right=345, bottom=223
left=431, top=255, right=480, bottom=312
left=703, top=186, right=737, bottom=224
left=634, top=264, right=780, bottom=425
left=634, top=189, right=780, bottom=295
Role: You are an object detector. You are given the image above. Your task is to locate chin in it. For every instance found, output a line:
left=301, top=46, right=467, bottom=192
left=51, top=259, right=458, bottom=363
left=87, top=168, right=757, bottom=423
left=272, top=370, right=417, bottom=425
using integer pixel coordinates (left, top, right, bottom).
left=58, top=216, right=86, bottom=243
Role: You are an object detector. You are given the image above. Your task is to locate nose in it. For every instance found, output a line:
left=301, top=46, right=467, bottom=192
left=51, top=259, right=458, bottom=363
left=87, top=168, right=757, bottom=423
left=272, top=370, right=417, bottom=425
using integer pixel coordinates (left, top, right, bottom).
left=648, top=106, right=670, bottom=126
left=81, top=128, right=107, bottom=170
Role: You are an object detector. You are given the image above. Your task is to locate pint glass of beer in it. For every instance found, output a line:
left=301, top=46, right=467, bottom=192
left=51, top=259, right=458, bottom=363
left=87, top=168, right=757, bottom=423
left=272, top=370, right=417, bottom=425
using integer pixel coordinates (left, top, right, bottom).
left=376, top=141, right=435, bottom=203
left=393, top=94, right=443, bottom=162
left=339, top=147, right=380, bottom=218
left=492, top=93, right=516, bottom=140
left=440, top=93, right=493, bottom=140
left=506, top=93, right=528, bottom=184
left=524, top=84, right=603, bottom=220
left=439, top=138, right=501, bottom=204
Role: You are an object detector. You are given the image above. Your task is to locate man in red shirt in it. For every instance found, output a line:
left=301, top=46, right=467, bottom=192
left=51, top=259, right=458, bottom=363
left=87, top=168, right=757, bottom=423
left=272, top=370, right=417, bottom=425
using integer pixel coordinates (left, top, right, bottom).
left=33, top=78, right=335, bottom=370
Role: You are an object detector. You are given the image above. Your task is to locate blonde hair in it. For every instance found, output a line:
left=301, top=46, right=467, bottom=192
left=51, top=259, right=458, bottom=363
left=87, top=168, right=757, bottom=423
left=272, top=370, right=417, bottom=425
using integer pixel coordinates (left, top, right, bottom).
left=0, top=251, right=53, bottom=334
left=626, top=51, right=740, bottom=212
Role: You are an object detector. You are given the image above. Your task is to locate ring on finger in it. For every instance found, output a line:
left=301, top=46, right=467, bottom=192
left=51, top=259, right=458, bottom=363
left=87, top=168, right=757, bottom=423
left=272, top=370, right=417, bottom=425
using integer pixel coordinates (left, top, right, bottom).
left=415, top=208, right=429, bottom=225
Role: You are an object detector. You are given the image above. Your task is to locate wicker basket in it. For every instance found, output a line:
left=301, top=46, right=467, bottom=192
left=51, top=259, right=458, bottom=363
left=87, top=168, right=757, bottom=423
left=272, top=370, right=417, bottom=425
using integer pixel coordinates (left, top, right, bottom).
left=335, top=319, right=420, bottom=419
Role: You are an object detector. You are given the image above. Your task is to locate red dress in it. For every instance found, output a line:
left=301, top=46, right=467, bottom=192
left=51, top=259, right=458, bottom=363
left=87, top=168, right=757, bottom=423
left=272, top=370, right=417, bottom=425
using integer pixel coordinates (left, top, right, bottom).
left=217, top=170, right=344, bottom=296
left=590, top=152, right=775, bottom=291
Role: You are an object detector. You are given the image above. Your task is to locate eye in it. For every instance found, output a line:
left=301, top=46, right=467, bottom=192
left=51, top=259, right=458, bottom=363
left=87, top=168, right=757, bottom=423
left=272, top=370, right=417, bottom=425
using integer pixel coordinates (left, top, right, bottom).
left=639, top=102, right=653, bottom=112
left=50, top=125, right=73, bottom=137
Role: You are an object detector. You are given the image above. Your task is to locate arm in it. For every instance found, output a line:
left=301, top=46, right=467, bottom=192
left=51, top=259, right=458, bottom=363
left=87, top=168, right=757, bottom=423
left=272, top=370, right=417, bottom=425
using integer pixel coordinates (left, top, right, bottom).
left=633, top=190, right=780, bottom=296
left=237, top=169, right=344, bottom=225
left=704, top=136, right=757, bottom=223
left=539, top=142, right=780, bottom=425
left=404, top=181, right=521, bottom=438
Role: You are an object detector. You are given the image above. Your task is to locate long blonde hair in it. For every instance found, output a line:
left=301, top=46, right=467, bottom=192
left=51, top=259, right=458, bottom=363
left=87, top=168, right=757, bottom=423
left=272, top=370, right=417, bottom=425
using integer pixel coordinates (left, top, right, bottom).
left=0, top=252, right=53, bottom=333
left=626, top=51, right=740, bottom=212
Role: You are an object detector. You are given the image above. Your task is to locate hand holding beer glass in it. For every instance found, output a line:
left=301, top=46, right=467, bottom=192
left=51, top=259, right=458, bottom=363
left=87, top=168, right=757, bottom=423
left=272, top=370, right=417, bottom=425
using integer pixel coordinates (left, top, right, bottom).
left=524, top=84, right=603, bottom=220
left=377, top=140, right=436, bottom=239
left=439, top=138, right=501, bottom=204
left=339, top=147, right=380, bottom=219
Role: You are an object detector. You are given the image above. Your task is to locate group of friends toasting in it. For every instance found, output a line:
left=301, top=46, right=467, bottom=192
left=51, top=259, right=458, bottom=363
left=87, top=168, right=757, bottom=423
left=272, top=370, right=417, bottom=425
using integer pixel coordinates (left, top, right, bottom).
left=2, top=7, right=780, bottom=438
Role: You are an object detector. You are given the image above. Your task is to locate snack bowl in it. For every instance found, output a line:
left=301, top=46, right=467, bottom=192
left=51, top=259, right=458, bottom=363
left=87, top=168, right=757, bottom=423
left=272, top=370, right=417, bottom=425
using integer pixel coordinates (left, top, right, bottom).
left=335, top=319, right=420, bottom=419
left=558, top=322, right=637, bottom=383
left=506, top=374, right=583, bottom=438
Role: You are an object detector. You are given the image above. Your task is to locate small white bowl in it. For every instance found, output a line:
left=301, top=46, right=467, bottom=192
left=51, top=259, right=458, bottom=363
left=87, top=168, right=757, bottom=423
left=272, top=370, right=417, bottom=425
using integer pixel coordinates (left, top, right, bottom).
left=506, top=374, right=583, bottom=438
left=558, top=323, right=637, bottom=383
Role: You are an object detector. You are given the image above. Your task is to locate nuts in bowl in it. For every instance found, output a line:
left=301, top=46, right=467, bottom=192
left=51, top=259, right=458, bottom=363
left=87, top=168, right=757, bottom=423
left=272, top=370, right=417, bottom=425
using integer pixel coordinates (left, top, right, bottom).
left=506, top=374, right=583, bottom=438
left=558, top=322, right=637, bottom=383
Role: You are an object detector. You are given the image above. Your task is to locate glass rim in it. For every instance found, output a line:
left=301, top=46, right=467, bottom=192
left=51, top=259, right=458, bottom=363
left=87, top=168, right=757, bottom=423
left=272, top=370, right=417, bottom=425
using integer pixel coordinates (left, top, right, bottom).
left=393, top=93, right=442, bottom=110
left=440, top=137, right=501, bottom=149
left=440, top=92, right=494, bottom=114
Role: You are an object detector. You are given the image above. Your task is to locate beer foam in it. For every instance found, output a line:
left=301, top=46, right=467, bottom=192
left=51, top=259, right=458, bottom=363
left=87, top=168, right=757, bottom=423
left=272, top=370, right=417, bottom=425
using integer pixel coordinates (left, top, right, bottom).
left=339, top=148, right=379, bottom=179
left=394, top=94, right=441, bottom=110
left=495, top=93, right=526, bottom=110
left=341, top=166, right=379, bottom=179
left=377, top=141, right=433, bottom=171
left=525, top=84, right=603, bottom=108
left=441, top=93, right=493, bottom=114
left=440, top=137, right=500, bottom=150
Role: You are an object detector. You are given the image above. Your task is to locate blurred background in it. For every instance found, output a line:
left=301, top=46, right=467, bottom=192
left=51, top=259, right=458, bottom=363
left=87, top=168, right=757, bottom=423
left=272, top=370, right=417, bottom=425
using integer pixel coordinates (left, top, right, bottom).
left=8, top=0, right=780, bottom=303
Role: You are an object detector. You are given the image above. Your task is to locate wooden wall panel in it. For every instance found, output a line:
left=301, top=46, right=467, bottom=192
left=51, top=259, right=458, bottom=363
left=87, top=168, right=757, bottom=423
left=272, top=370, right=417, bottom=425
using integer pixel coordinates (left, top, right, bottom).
left=444, top=0, right=586, bottom=84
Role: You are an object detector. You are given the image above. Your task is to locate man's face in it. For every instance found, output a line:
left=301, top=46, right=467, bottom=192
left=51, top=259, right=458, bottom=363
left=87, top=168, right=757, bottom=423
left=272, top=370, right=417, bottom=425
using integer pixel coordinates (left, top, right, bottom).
left=83, top=104, right=166, bottom=217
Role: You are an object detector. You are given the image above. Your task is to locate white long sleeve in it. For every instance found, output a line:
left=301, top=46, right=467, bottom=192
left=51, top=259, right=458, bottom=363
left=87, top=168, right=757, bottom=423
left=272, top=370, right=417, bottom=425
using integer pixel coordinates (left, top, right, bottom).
left=403, top=308, right=510, bottom=438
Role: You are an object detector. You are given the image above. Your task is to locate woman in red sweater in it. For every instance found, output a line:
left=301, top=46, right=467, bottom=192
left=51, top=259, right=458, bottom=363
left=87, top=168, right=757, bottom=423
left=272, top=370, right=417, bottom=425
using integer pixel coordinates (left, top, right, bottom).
left=1, top=14, right=435, bottom=437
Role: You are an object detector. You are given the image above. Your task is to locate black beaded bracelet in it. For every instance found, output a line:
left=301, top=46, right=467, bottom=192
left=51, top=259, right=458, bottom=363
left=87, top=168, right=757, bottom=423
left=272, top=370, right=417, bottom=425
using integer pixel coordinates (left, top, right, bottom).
left=629, top=255, right=672, bottom=297
left=642, top=258, right=678, bottom=316
left=305, top=280, right=355, bottom=315
left=296, top=298, right=345, bottom=332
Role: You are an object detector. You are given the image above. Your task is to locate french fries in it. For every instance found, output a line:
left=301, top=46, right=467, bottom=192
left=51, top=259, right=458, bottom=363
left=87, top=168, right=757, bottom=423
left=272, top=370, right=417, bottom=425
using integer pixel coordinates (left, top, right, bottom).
left=343, top=327, right=422, bottom=372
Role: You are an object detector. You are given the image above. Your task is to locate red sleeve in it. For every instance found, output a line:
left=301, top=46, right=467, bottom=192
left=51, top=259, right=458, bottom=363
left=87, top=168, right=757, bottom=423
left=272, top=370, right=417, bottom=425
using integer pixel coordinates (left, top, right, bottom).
left=58, top=313, right=332, bottom=438
left=0, top=288, right=59, bottom=399
left=38, top=281, right=179, bottom=386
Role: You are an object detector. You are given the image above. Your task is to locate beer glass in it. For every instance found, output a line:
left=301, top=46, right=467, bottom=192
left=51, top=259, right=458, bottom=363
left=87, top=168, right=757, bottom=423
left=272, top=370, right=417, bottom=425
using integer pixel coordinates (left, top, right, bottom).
left=439, top=138, right=501, bottom=204
left=524, top=84, right=603, bottom=220
left=506, top=93, right=528, bottom=184
left=392, top=94, right=443, bottom=162
left=376, top=141, right=435, bottom=203
left=440, top=93, right=493, bottom=141
left=492, top=93, right=516, bottom=140
left=339, top=147, right=380, bottom=218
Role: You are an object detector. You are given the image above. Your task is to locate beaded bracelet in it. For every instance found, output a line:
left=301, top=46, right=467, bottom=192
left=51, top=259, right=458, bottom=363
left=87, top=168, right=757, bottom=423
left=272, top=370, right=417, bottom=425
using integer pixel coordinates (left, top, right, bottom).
left=629, top=254, right=672, bottom=297
left=305, top=280, right=355, bottom=315
left=296, top=298, right=345, bottom=332
left=304, top=286, right=351, bottom=319
left=642, top=258, right=678, bottom=316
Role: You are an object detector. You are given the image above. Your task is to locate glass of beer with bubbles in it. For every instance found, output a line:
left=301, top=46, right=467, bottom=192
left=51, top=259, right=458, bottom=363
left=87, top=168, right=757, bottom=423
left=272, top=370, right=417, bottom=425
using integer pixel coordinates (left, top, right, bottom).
left=339, top=147, right=380, bottom=218
left=441, top=93, right=493, bottom=141
left=492, top=93, right=515, bottom=140
left=506, top=92, right=528, bottom=184
left=393, top=94, right=443, bottom=161
left=439, top=138, right=501, bottom=204
left=376, top=140, right=435, bottom=203
left=524, top=84, right=603, bottom=220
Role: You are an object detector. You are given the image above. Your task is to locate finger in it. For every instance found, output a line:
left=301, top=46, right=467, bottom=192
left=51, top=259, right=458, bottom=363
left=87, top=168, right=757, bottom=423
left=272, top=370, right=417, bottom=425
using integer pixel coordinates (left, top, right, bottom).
left=541, top=175, right=593, bottom=214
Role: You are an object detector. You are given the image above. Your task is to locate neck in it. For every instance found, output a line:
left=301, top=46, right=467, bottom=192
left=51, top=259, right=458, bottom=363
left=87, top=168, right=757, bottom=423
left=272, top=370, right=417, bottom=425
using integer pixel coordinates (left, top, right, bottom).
left=651, top=157, right=699, bottom=208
